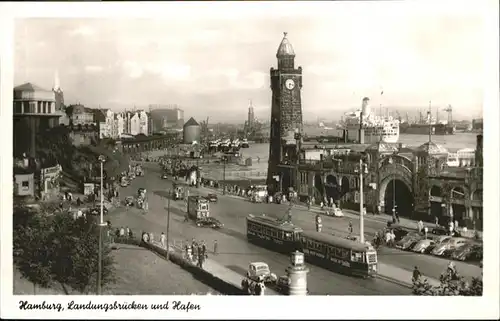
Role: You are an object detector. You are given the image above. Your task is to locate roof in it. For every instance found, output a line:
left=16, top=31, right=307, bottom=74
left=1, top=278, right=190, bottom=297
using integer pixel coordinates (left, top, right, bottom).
left=247, top=214, right=303, bottom=232
left=416, top=141, right=448, bottom=155
left=14, top=82, right=51, bottom=92
left=183, top=117, right=199, bottom=127
left=276, top=32, right=295, bottom=57
left=366, top=142, right=399, bottom=153
left=301, top=230, right=374, bottom=252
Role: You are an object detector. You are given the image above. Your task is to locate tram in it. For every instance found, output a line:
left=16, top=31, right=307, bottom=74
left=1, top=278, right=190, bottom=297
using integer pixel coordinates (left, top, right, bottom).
left=299, top=231, right=378, bottom=278
left=246, top=214, right=303, bottom=254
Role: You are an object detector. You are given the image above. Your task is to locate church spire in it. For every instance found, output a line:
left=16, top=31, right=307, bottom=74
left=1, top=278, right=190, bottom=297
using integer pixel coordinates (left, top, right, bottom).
left=276, top=32, right=295, bottom=70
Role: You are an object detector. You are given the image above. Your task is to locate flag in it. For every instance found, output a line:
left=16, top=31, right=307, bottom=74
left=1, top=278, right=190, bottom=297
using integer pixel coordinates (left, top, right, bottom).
left=427, top=111, right=431, bottom=122
left=380, top=91, right=384, bottom=95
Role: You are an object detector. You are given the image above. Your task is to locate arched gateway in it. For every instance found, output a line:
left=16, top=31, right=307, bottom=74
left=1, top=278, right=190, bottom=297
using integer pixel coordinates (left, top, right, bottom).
left=377, top=155, right=415, bottom=216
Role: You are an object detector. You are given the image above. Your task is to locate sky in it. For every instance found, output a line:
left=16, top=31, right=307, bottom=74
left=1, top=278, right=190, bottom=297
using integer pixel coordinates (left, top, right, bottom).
left=13, top=1, right=487, bottom=123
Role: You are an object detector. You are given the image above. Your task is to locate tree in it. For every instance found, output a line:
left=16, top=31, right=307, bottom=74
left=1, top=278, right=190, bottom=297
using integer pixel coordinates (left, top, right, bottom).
left=412, top=268, right=482, bottom=296
left=13, top=207, right=116, bottom=294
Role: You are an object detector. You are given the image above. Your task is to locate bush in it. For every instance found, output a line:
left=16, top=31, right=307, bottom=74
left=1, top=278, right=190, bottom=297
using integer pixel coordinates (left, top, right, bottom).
left=412, top=268, right=482, bottom=296
left=13, top=207, right=116, bottom=294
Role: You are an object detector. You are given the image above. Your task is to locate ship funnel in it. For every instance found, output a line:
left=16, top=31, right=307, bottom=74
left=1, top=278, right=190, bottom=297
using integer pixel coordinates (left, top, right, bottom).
left=361, top=97, right=371, bottom=118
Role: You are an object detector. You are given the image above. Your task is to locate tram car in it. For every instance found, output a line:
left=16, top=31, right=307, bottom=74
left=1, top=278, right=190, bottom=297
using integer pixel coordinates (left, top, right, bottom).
left=246, top=214, right=302, bottom=254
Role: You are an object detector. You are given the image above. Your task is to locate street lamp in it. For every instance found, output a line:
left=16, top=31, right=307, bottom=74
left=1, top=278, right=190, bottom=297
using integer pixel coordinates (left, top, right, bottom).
left=222, top=156, right=227, bottom=195
left=355, top=154, right=368, bottom=243
left=97, top=154, right=106, bottom=295
left=166, top=190, right=171, bottom=260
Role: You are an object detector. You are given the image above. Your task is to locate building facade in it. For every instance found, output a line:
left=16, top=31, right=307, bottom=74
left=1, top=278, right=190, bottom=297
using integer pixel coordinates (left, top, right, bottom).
left=267, top=32, right=304, bottom=192
left=293, top=137, right=483, bottom=230
left=13, top=83, right=60, bottom=158
left=67, top=104, right=94, bottom=125
left=149, top=105, right=185, bottom=131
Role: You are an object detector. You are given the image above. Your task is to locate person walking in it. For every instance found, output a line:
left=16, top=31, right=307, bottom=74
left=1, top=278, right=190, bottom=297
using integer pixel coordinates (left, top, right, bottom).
left=348, top=220, right=353, bottom=236
left=126, top=226, right=130, bottom=238
left=418, top=220, right=424, bottom=234
left=424, top=226, right=429, bottom=239
left=119, top=227, right=125, bottom=237
left=160, top=232, right=166, bottom=249
left=412, top=266, right=421, bottom=283
left=213, top=240, right=218, bottom=255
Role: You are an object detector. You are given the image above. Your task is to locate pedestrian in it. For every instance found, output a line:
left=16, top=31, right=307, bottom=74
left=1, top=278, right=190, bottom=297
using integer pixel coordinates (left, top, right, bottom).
left=128, top=229, right=133, bottom=238
left=160, top=232, right=166, bottom=249
left=424, top=226, right=428, bottom=239
left=435, top=216, right=439, bottom=227
left=412, top=266, right=421, bottom=283
left=119, top=227, right=125, bottom=237
left=448, top=221, right=454, bottom=236
left=390, top=229, right=396, bottom=246
left=213, top=240, right=218, bottom=255
left=150, top=232, right=154, bottom=243
left=348, top=220, right=353, bottom=235
left=76, top=197, right=82, bottom=206
left=329, top=197, right=334, bottom=208
left=126, top=226, right=130, bottom=237
left=395, top=211, right=400, bottom=223
left=376, top=205, right=381, bottom=216
left=115, top=228, right=120, bottom=238
left=320, top=201, right=324, bottom=210
left=454, top=220, right=459, bottom=232
left=418, top=220, right=424, bottom=234
left=202, top=241, right=207, bottom=258
left=197, top=245, right=203, bottom=268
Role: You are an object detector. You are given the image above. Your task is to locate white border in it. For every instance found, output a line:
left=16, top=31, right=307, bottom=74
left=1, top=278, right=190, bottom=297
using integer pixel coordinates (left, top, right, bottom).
left=1, top=0, right=499, bottom=319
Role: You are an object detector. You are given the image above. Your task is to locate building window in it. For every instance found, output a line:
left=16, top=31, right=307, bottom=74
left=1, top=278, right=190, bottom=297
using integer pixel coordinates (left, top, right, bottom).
left=23, top=102, right=29, bottom=113
left=37, top=102, right=42, bottom=114
left=43, top=103, right=47, bottom=114
left=21, top=181, right=29, bottom=190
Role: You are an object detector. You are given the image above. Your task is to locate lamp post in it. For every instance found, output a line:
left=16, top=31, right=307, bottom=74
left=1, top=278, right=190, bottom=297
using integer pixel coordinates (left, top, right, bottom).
left=166, top=191, right=171, bottom=260
left=355, top=155, right=368, bottom=243
left=222, top=156, right=227, bottom=195
left=97, top=155, right=106, bottom=295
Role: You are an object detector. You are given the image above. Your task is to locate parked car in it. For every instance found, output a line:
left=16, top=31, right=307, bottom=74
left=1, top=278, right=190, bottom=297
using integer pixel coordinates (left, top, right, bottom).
left=325, top=207, right=344, bottom=217
left=425, top=235, right=452, bottom=253
left=390, top=226, right=411, bottom=242
left=430, top=226, right=449, bottom=236
left=205, top=193, right=218, bottom=203
left=195, top=217, right=224, bottom=229
left=395, top=232, right=423, bottom=250
left=412, top=239, right=436, bottom=253
left=451, top=243, right=483, bottom=261
left=246, top=262, right=277, bottom=284
left=431, top=237, right=469, bottom=257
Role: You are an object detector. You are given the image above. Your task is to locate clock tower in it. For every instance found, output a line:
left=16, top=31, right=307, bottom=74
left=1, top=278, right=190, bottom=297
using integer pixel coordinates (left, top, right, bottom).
left=267, top=32, right=303, bottom=192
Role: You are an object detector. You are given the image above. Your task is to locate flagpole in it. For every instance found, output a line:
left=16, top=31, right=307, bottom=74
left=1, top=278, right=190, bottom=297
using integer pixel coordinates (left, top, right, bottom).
left=428, top=101, right=432, bottom=143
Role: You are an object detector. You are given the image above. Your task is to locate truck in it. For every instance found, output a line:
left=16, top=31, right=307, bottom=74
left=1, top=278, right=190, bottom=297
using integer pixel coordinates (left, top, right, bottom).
left=187, top=195, right=210, bottom=220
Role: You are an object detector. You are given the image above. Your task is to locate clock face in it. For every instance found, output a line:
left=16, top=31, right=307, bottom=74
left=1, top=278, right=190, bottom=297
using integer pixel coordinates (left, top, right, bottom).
left=285, top=79, right=295, bottom=90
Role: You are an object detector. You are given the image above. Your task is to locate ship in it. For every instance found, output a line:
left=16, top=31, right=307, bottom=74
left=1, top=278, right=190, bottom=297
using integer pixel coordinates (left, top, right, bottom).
left=340, top=97, right=400, bottom=143
left=399, top=122, right=455, bottom=135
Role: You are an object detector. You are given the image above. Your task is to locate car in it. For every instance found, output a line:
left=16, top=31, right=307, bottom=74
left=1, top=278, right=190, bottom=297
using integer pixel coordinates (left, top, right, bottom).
left=325, top=207, right=344, bottom=217
left=161, top=173, right=168, bottom=179
left=431, top=237, right=469, bottom=257
left=205, top=193, right=218, bottom=203
left=451, top=243, right=483, bottom=261
left=430, top=226, right=449, bottom=236
left=425, top=235, right=452, bottom=253
left=275, top=275, right=310, bottom=295
left=124, top=196, right=135, bottom=207
left=195, top=217, right=224, bottom=229
left=395, top=233, right=424, bottom=250
left=390, top=226, right=411, bottom=242
left=247, top=262, right=277, bottom=284
left=89, top=207, right=108, bottom=216
left=412, top=239, right=436, bottom=253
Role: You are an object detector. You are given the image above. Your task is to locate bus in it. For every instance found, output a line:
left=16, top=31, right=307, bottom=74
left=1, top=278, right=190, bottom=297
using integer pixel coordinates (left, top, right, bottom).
left=299, top=231, right=378, bottom=278
left=187, top=196, right=210, bottom=220
left=246, top=214, right=303, bottom=254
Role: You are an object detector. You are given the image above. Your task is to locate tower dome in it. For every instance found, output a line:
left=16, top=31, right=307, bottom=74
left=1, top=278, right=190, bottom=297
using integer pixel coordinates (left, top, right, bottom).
left=276, top=32, right=295, bottom=57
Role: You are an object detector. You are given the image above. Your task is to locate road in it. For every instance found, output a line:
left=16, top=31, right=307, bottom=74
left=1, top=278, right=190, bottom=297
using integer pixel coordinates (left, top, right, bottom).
left=109, top=165, right=409, bottom=295
left=147, top=162, right=481, bottom=281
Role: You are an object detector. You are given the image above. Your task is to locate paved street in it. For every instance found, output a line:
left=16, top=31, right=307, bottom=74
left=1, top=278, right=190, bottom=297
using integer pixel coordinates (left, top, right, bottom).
left=109, top=164, right=410, bottom=295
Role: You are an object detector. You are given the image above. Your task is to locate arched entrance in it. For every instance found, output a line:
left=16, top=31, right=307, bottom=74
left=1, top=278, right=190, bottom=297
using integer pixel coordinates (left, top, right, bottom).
left=314, top=173, right=324, bottom=203
left=450, top=186, right=466, bottom=226
left=325, top=175, right=339, bottom=202
left=430, top=185, right=444, bottom=220
left=340, top=176, right=350, bottom=198
left=382, top=179, right=414, bottom=217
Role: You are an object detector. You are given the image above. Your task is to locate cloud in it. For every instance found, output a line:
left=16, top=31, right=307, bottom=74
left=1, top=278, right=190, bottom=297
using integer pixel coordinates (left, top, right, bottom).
left=85, top=65, right=104, bottom=73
